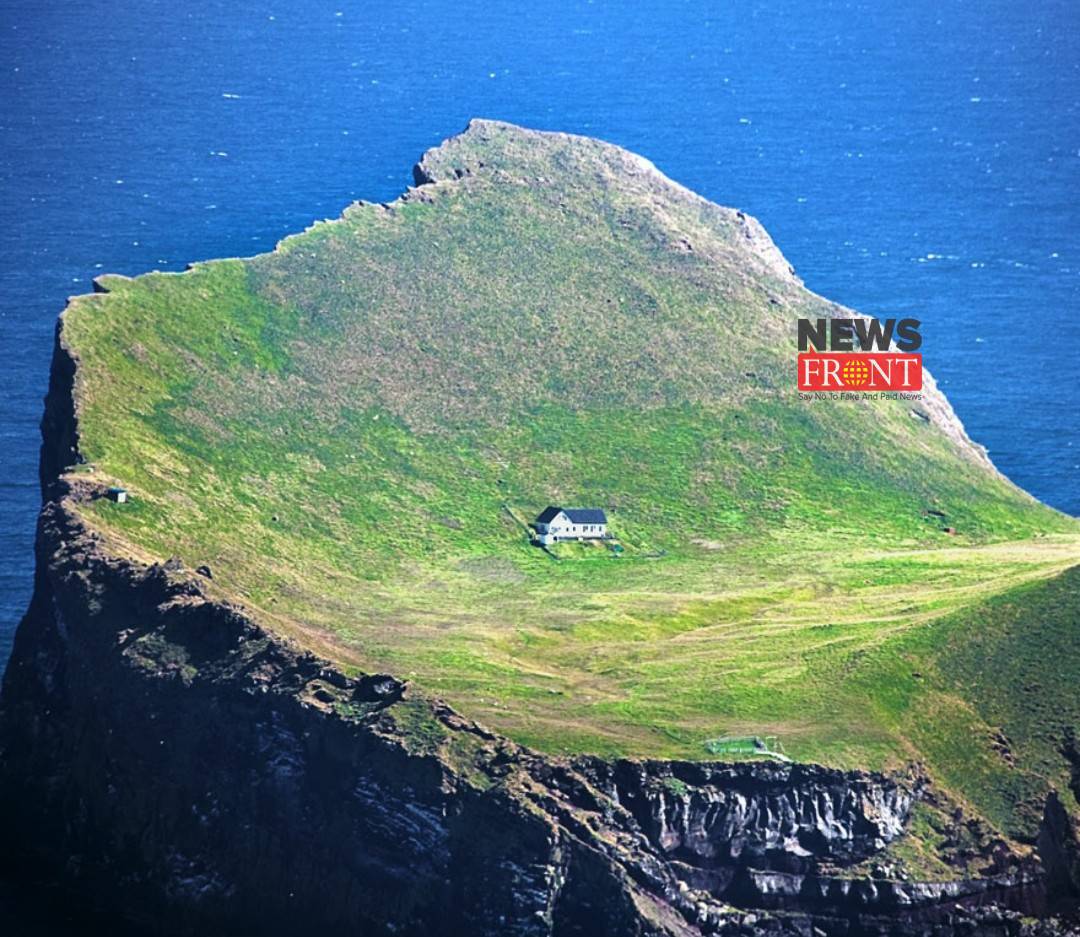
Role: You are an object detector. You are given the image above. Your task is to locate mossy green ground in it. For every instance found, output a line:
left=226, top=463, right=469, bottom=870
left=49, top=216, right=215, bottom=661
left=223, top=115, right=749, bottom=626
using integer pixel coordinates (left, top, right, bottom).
left=60, top=121, right=1078, bottom=840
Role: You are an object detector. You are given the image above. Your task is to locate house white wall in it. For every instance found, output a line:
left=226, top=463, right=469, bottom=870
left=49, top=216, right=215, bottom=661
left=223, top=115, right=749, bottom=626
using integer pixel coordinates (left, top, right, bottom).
left=537, top=511, right=607, bottom=540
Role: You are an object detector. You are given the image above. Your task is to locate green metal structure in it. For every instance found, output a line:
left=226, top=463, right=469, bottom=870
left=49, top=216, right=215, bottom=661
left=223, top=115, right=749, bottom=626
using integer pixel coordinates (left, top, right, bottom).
left=704, top=735, right=790, bottom=762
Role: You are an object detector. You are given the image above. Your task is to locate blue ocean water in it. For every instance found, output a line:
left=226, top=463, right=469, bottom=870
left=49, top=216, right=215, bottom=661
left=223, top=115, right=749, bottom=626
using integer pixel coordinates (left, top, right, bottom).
left=2, top=0, right=1079, bottom=674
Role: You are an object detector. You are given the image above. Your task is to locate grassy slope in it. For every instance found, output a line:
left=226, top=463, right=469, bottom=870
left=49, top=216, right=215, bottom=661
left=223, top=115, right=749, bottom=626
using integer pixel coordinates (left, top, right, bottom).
left=58, top=120, right=1078, bottom=838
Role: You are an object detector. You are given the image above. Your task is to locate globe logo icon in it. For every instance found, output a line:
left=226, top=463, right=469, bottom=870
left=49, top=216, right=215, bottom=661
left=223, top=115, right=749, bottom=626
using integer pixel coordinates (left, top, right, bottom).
left=841, top=358, right=870, bottom=387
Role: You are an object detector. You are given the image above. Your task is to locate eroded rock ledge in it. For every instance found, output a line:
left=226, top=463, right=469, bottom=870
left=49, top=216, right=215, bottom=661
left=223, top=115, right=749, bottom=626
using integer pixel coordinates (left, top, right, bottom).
left=0, top=480, right=1059, bottom=936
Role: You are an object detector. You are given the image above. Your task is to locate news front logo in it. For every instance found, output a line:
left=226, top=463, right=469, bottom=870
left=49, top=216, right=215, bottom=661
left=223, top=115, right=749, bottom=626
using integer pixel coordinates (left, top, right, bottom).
left=797, top=317, right=923, bottom=393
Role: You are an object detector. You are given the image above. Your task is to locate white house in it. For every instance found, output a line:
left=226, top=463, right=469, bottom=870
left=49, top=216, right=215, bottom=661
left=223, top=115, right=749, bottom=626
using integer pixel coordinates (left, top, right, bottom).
left=534, top=506, right=608, bottom=545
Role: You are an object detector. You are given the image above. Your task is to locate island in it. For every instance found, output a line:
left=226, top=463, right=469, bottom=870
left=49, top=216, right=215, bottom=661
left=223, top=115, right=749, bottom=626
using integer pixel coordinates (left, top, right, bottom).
left=2, top=119, right=1078, bottom=935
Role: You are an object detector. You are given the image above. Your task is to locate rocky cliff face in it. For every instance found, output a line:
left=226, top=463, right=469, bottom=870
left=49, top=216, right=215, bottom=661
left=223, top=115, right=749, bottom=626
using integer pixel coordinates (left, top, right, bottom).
left=0, top=320, right=1075, bottom=936
left=1040, top=791, right=1080, bottom=912
left=584, top=759, right=917, bottom=870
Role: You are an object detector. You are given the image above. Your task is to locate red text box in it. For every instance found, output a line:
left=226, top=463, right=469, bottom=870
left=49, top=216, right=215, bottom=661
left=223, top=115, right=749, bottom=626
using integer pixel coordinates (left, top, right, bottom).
left=797, top=353, right=922, bottom=391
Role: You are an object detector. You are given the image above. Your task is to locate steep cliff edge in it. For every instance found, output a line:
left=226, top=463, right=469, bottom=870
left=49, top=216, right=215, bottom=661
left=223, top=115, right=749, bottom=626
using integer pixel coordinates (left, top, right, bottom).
left=0, top=474, right=1057, bottom=936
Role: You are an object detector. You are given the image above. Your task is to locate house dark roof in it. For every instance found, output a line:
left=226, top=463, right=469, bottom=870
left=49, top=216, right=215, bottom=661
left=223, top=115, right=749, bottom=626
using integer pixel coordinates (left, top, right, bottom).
left=536, top=506, right=607, bottom=525
left=565, top=508, right=607, bottom=525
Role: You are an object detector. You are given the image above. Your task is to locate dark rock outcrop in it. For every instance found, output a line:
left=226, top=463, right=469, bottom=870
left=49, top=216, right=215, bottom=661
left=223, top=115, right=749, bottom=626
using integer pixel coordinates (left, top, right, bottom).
left=582, top=759, right=916, bottom=871
left=1040, top=792, right=1080, bottom=906
left=37, top=318, right=81, bottom=499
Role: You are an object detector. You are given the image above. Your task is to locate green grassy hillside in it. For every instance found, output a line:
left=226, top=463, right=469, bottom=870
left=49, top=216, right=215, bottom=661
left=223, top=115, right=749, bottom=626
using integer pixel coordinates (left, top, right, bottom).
left=59, top=120, right=1078, bottom=835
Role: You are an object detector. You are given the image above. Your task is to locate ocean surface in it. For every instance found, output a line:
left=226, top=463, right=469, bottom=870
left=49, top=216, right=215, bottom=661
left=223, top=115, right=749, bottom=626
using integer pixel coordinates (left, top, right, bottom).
left=2, top=0, right=1079, bottom=677
left=1, top=1, right=1078, bottom=929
